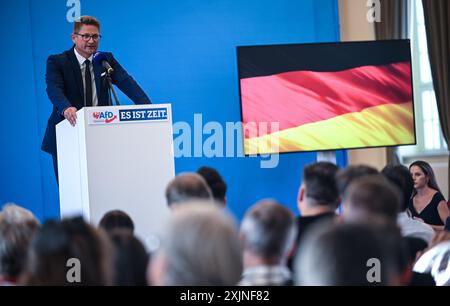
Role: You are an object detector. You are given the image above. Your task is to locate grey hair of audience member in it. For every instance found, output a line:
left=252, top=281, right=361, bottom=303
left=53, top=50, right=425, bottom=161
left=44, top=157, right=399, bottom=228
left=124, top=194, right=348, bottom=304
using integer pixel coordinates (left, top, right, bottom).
left=1, top=203, right=40, bottom=225
left=154, top=202, right=242, bottom=285
left=165, top=173, right=213, bottom=207
left=0, top=218, right=40, bottom=279
left=295, top=221, right=398, bottom=286
left=240, top=199, right=296, bottom=261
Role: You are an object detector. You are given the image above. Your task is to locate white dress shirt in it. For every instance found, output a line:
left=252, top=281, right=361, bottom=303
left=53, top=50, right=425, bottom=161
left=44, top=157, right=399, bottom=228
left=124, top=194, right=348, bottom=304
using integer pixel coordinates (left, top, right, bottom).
left=74, top=48, right=98, bottom=106
left=397, top=211, right=435, bottom=245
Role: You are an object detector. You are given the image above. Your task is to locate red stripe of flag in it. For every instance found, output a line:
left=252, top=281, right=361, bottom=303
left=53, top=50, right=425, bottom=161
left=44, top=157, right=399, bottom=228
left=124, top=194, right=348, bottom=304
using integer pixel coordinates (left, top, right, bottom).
left=241, top=61, right=412, bottom=138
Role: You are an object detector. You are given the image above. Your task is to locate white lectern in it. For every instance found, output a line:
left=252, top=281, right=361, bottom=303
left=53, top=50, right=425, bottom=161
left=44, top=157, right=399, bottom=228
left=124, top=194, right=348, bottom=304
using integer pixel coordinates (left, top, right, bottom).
left=56, top=104, right=174, bottom=251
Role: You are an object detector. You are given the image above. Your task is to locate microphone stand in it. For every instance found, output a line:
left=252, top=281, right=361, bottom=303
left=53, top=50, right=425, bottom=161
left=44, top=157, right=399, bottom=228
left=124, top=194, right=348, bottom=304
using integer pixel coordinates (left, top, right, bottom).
left=105, top=71, right=120, bottom=106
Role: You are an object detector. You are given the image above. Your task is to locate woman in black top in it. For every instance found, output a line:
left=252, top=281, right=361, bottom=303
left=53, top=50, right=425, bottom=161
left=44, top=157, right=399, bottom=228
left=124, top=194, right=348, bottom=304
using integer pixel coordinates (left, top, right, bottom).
left=408, top=160, right=450, bottom=231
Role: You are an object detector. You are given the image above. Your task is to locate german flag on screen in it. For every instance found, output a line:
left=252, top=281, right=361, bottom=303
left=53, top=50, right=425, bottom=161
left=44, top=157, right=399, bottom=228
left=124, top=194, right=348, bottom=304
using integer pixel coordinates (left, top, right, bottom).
left=238, top=40, right=416, bottom=154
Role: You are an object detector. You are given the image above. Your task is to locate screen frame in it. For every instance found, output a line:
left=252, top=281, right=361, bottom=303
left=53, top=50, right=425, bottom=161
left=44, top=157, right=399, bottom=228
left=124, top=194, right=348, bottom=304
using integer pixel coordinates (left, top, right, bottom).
left=236, top=39, right=417, bottom=156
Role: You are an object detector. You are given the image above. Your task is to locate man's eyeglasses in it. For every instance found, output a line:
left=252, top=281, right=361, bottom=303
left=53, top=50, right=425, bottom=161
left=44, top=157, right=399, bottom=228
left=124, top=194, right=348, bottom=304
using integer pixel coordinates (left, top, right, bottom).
left=75, top=33, right=102, bottom=41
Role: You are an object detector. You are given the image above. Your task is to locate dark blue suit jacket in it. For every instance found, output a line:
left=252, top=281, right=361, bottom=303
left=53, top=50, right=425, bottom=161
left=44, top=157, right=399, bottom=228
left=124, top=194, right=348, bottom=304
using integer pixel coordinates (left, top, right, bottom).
left=41, top=47, right=151, bottom=156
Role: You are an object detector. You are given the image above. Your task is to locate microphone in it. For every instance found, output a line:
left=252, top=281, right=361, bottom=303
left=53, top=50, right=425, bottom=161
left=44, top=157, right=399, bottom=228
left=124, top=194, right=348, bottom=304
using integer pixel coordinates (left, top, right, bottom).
left=93, top=51, right=114, bottom=75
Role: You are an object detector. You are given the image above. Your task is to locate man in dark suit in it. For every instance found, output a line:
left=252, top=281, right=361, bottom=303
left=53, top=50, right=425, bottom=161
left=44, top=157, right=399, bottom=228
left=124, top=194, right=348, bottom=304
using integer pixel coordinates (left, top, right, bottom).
left=41, top=16, right=151, bottom=181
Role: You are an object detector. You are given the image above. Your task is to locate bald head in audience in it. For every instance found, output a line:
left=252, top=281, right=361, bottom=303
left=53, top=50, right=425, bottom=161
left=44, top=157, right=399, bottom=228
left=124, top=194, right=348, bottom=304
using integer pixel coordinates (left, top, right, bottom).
left=165, top=173, right=213, bottom=208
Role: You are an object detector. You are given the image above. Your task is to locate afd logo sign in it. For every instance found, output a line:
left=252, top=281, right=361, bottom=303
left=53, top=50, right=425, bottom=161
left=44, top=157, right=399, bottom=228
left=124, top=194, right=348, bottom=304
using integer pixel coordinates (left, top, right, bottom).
left=91, top=110, right=118, bottom=124
left=88, top=109, right=119, bottom=125
left=88, top=108, right=168, bottom=125
left=119, top=108, right=168, bottom=122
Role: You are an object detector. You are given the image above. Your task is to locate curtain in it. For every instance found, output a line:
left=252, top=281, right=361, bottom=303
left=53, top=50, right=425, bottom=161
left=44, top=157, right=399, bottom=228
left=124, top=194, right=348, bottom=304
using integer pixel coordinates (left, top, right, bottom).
left=374, top=0, right=410, bottom=165
left=422, top=0, right=450, bottom=199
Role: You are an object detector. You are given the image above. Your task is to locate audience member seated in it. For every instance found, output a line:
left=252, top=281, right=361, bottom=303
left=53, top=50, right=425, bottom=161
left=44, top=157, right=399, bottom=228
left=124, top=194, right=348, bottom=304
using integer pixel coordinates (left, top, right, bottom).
left=382, top=165, right=434, bottom=245
left=343, top=174, right=435, bottom=285
left=239, top=199, right=295, bottom=286
left=287, top=162, right=339, bottom=270
left=109, top=230, right=149, bottom=286
left=0, top=204, right=40, bottom=286
left=99, top=210, right=135, bottom=234
left=148, top=203, right=242, bottom=285
left=197, top=166, right=227, bottom=206
left=408, top=160, right=450, bottom=231
left=21, top=216, right=113, bottom=285
left=294, top=222, right=401, bottom=286
left=165, top=173, right=213, bottom=208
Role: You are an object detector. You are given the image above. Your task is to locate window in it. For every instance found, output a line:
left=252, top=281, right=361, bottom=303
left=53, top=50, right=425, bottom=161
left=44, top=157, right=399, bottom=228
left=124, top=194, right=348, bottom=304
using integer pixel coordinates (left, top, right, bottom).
left=398, top=0, right=448, bottom=160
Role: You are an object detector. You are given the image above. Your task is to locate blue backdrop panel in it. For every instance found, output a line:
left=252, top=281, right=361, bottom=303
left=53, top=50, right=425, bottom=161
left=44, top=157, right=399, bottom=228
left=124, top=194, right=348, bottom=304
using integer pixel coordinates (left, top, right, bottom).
left=0, top=0, right=342, bottom=222
left=0, top=1, right=45, bottom=220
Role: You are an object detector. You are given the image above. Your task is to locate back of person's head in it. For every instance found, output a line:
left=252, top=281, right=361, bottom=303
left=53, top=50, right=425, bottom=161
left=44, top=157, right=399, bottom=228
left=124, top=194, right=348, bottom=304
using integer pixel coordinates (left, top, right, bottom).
left=409, top=160, right=442, bottom=193
left=295, top=222, right=398, bottom=286
left=381, top=165, right=414, bottom=212
left=109, top=230, right=149, bottom=286
left=343, top=175, right=401, bottom=223
left=1, top=203, right=40, bottom=226
left=165, top=173, right=213, bottom=207
left=240, top=199, right=296, bottom=262
left=150, top=203, right=242, bottom=285
left=73, top=15, right=100, bottom=32
left=0, top=219, right=39, bottom=282
left=99, top=210, right=134, bottom=234
left=23, top=216, right=113, bottom=286
left=301, top=162, right=339, bottom=208
left=336, top=165, right=379, bottom=196
left=197, top=166, right=227, bottom=205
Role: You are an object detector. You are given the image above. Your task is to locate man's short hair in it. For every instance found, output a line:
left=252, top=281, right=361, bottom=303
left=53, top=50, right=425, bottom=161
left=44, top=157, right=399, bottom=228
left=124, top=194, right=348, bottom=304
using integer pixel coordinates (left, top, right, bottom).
left=197, top=166, right=227, bottom=204
left=99, top=210, right=134, bottom=234
left=381, top=165, right=414, bottom=212
left=302, top=162, right=339, bottom=206
left=73, top=15, right=100, bottom=33
left=343, top=175, right=401, bottom=223
left=241, top=200, right=295, bottom=260
left=165, top=173, right=213, bottom=207
left=336, top=165, right=379, bottom=196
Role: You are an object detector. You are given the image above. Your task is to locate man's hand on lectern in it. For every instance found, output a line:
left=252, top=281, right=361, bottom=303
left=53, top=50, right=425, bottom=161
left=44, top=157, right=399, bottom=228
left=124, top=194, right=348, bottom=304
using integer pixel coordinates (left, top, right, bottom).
left=64, top=107, right=77, bottom=126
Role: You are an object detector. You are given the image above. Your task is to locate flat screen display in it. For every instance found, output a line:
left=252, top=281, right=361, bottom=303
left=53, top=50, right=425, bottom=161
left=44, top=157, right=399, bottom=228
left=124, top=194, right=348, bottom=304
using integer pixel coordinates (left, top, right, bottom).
left=237, top=40, right=416, bottom=154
